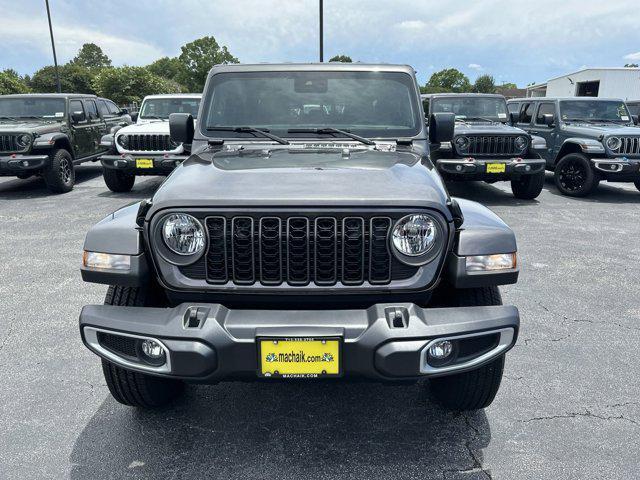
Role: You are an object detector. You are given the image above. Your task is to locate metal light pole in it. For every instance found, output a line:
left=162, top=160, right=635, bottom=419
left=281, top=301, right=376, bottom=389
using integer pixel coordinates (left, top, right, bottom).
left=45, top=0, right=61, bottom=93
left=319, top=0, right=323, bottom=62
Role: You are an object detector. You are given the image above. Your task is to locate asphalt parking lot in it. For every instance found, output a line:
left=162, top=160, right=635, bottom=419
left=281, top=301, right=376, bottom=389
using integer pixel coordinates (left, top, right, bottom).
left=0, top=165, right=639, bottom=480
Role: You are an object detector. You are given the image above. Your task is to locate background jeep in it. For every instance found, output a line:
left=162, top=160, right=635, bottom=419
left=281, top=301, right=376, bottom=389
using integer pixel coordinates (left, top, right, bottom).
left=0, top=93, right=131, bottom=193
left=99, top=94, right=201, bottom=192
left=79, top=64, right=520, bottom=412
left=508, top=97, right=640, bottom=197
left=424, top=93, right=547, bottom=199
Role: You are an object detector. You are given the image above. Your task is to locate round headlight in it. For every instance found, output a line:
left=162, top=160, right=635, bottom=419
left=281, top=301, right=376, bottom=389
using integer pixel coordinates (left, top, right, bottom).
left=514, top=136, right=528, bottom=151
left=116, top=134, right=129, bottom=148
left=606, top=136, right=621, bottom=151
left=16, top=133, right=31, bottom=149
left=392, top=214, right=437, bottom=257
left=454, top=136, right=469, bottom=152
left=162, top=213, right=205, bottom=256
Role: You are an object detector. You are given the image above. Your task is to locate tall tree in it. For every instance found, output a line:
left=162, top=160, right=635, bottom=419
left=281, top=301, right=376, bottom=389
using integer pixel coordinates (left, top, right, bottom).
left=92, top=66, right=183, bottom=105
left=0, top=69, right=30, bottom=95
left=624, top=63, right=639, bottom=68
left=30, top=64, right=97, bottom=94
left=71, top=43, right=112, bottom=69
left=178, top=36, right=239, bottom=92
left=424, top=68, right=471, bottom=93
left=147, top=56, right=186, bottom=84
left=473, top=74, right=496, bottom=93
left=329, top=55, right=352, bottom=63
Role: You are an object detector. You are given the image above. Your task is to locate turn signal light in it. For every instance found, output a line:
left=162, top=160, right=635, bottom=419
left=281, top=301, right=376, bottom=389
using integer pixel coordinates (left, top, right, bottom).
left=82, top=251, right=131, bottom=271
left=466, top=253, right=517, bottom=272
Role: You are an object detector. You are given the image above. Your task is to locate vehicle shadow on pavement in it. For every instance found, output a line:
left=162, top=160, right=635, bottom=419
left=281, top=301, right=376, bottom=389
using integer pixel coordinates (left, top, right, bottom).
left=0, top=164, right=104, bottom=199
left=446, top=180, right=542, bottom=207
left=97, top=176, right=165, bottom=199
left=70, top=381, right=491, bottom=479
left=545, top=179, right=640, bottom=204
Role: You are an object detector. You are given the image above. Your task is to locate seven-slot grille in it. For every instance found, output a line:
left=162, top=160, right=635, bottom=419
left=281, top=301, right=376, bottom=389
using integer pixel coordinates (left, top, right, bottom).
left=461, top=135, right=520, bottom=156
left=0, top=134, right=20, bottom=152
left=126, top=134, right=173, bottom=152
left=186, top=214, right=407, bottom=287
left=614, top=137, right=640, bottom=156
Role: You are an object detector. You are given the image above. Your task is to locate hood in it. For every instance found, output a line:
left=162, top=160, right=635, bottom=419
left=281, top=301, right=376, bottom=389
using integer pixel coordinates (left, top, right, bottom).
left=149, top=147, right=450, bottom=213
left=562, top=123, right=640, bottom=138
left=0, top=120, right=63, bottom=134
left=454, top=122, right=527, bottom=136
left=117, top=121, right=170, bottom=135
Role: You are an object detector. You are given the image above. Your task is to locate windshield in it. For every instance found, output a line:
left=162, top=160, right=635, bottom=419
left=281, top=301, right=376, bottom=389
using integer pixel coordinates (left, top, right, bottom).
left=139, top=97, right=201, bottom=120
left=202, top=71, right=422, bottom=139
left=560, top=100, right=631, bottom=123
left=0, top=98, right=66, bottom=120
left=431, top=96, right=508, bottom=122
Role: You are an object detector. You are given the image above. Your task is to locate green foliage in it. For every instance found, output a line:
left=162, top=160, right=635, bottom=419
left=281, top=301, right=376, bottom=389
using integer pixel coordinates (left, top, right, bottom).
left=624, top=63, right=639, bottom=68
left=500, top=82, right=518, bottom=89
left=0, top=69, right=31, bottom=95
left=329, top=55, right=353, bottom=63
left=92, top=66, right=183, bottom=104
left=473, top=74, right=496, bottom=93
left=178, top=36, right=239, bottom=92
left=424, top=68, right=471, bottom=93
left=30, top=64, right=97, bottom=94
left=147, top=56, right=186, bottom=83
left=71, top=43, right=112, bottom=69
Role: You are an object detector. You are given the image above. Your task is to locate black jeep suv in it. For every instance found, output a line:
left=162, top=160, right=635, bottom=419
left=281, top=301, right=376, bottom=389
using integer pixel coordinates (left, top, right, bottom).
left=424, top=93, right=547, bottom=199
left=0, top=94, right=131, bottom=193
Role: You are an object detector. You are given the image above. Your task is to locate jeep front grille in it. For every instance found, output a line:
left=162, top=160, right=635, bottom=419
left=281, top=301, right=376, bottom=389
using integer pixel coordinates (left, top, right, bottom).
left=127, top=134, right=172, bottom=151
left=178, top=213, right=419, bottom=287
left=0, top=134, right=19, bottom=153
left=614, top=137, right=640, bottom=156
left=462, top=136, right=519, bottom=156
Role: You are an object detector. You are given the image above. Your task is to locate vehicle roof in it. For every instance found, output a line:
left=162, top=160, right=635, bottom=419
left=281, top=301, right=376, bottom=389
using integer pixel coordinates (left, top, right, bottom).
left=507, top=97, right=626, bottom=102
left=421, top=93, right=505, bottom=100
left=208, top=63, right=416, bottom=75
left=142, top=93, right=202, bottom=99
left=0, top=93, right=97, bottom=99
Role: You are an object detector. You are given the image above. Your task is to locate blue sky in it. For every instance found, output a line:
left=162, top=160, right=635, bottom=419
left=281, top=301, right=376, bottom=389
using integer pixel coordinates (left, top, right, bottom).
left=1, top=0, right=639, bottom=87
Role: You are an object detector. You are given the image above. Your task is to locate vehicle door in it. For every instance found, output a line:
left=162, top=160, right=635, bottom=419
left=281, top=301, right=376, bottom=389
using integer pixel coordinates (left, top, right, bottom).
left=68, top=99, right=93, bottom=158
left=83, top=99, right=106, bottom=155
left=528, top=102, right=558, bottom=165
left=516, top=101, right=535, bottom=133
left=106, top=99, right=131, bottom=127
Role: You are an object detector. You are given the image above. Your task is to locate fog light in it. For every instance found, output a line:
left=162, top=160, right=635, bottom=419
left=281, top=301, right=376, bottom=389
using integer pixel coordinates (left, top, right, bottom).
left=22, top=160, right=29, bottom=167
left=455, top=164, right=462, bottom=171
left=141, top=339, right=164, bottom=359
left=525, top=165, right=531, bottom=171
left=428, top=340, right=453, bottom=360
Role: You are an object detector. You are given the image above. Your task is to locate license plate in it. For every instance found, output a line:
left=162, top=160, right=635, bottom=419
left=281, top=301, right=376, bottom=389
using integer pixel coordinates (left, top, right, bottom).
left=136, top=158, right=154, bottom=169
left=258, top=338, right=341, bottom=378
left=486, top=163, right=506, bottom=173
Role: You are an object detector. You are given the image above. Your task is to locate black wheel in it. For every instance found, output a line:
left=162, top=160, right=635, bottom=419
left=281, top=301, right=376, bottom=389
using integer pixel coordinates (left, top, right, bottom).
left=554, top=153, right=598, bottom=197
left=16, top=173, right=31, bottom=180
left=634, top=180, right=640, bottom=192
left=103, top=168, right=135, bottom=192
left=510, top=171, right=545, bottom=199
left=43, top=148, right=75, bottom=193
left=101, top=285, right=184, bottom=408
left=429, top=286, right=506, bottom=411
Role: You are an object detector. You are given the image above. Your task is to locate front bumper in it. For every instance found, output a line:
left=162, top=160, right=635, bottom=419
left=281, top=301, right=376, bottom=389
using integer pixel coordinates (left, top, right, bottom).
left=0, top=153, right=49, bottom=175
left=436, top=157, right=545, bottom=180
left=79, top=302, right=519, bottom=382
left=101, top=153, right=186, bottom=175
left=590, top=157, right=640, bottom=176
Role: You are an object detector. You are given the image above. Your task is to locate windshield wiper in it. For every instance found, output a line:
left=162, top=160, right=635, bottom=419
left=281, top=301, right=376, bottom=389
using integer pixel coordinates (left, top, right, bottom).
left=141, top=115, right=166, bottom=121
left=287, top=127, right=375, bottom=146
left=462, top=116, right=498, bottom=123
left=206, top=126, right=290, bottom=145
left=0, top=116, right=18, bottom=121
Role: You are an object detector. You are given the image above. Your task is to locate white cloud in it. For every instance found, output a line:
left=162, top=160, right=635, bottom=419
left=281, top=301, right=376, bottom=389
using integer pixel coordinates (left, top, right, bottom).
left=468, top=63, right=483, bottom=71
left=624, top=52, right=640, bottom=61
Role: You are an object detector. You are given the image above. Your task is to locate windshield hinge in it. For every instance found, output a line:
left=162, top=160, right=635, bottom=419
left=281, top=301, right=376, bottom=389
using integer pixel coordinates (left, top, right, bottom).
left=208, top=139, right=225, bottom=147
left=396, top=138, right=413, bottom=146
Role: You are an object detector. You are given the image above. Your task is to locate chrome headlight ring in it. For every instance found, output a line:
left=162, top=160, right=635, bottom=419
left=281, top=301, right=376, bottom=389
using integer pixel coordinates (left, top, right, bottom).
left=606, top=136, right=622, bottom=152
left=454, top=136, right=469, bottom=153
left=16, top=133, right=32, bottom=149
left=514, top=135, right=528, bottom=152
left=391, top=213, right=444, bottom=266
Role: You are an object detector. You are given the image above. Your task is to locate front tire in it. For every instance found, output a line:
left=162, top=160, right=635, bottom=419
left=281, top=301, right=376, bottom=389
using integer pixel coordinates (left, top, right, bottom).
left=510, top=171, right=545, bottom=199
left=101, top=285, right=184, bottom=408
left=634, top=180, right=640, bottom=192
left=554, top=153, right=598, bottom=197
left=43, top=148, right=75, bottom=193
left=429, top=286, right=506, bottom=411
left=103, top=168, right=135, bottom=192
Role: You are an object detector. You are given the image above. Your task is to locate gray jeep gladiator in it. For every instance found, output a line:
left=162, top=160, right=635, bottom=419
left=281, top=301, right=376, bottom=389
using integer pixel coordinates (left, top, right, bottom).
left=424, top=93, right=547, bottom=199
left=0, top=93, right=131, bottom=193
left=508, top=97, right=640, bottom=197
left=79, top=64, right=520, bottom=411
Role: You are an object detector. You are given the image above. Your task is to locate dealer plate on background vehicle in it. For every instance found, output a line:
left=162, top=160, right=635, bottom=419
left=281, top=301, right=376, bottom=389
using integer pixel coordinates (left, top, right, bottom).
left=258, top=337, right=341, bottom=378
left=486, top=163, right=506, bottom=173
left=136, top=158, right=154, bottom=169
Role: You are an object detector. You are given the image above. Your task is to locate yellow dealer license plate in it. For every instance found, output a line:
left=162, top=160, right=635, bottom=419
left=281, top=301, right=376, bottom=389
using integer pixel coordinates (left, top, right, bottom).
left=258, top=338, right=341, bottom=378
left=136, top=158, right=154, bottom=169
left=486, top=163, right=506, bottom=173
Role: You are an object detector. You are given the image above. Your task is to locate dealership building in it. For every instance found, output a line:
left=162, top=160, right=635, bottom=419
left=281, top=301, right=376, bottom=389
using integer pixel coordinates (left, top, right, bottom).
left=526, top=67, right=640, bottom=100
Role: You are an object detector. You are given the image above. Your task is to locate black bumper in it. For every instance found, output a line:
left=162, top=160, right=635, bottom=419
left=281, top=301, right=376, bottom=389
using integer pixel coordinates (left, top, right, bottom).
left=436, top=157, right=546, bottom=180
left=0, top=154, right=49, bottom=175
left=590, top=158, right=640, bottom=180
left=79, top=302, right=519, bottom=383
left=100, top=154, right=186, bottom=176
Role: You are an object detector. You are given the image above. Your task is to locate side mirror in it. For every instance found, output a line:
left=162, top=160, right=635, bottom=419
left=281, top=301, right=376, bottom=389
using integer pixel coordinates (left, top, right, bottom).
left=130, top=112, right=139, bottom=122
left=71, top=111, right=85, bottom=124
left=543, top=114, right=555, bottom=127
left=632, top=115, right=639, bottom=125
left=429, top=112, right=455, bottom=143
left=120, top=108, right=129, bottom=115
left=509, top=112, right=520, bottom=125
left=170, top=113, right=194, bottom=145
